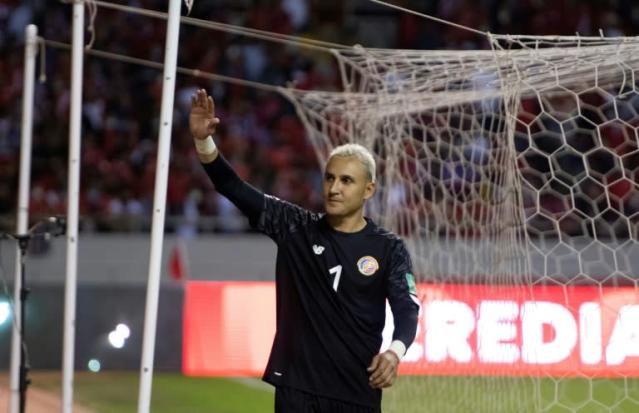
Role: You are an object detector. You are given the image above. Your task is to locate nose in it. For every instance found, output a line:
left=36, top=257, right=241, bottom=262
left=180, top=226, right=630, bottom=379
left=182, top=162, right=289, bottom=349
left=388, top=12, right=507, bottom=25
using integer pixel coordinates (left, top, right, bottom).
left=329, top=179, right=341, bottom=195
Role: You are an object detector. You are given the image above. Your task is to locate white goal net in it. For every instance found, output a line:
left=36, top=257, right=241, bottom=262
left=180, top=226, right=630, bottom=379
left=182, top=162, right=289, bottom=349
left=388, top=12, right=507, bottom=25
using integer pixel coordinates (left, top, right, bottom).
left=284, top=34, right=639, bottom=412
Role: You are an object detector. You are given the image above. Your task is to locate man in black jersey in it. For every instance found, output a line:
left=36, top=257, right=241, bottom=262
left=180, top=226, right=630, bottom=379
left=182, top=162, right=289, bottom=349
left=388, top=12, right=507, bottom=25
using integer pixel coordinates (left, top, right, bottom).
left=190, top=89, right=419, bottom=413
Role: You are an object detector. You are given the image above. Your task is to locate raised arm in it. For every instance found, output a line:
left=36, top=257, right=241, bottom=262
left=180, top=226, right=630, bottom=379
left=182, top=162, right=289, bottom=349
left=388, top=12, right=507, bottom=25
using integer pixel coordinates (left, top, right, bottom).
left=190, top=89, right=264, bottom=224
left=190, top=89, right=221, bottom=164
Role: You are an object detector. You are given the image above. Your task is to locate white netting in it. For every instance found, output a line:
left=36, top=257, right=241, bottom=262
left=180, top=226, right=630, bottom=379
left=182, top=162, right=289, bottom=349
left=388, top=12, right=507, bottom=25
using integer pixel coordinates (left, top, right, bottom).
left=284, top=35, right=639, bottom=412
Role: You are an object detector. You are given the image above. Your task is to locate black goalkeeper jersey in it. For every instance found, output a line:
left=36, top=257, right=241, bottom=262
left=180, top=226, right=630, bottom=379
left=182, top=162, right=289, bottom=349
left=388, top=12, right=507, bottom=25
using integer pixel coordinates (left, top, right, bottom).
left=202, top=156, right=419, bottom=408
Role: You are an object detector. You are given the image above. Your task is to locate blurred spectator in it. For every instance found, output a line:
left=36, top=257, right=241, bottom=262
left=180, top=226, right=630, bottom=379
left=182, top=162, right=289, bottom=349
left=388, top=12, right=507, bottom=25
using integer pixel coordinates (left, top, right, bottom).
left=1, top=0, right=638, bottom=236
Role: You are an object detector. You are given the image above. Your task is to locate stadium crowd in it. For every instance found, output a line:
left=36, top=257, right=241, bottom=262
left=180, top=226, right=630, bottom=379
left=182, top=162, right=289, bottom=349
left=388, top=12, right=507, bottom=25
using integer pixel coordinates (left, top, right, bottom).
left=1, top=0, right=639, bottom=233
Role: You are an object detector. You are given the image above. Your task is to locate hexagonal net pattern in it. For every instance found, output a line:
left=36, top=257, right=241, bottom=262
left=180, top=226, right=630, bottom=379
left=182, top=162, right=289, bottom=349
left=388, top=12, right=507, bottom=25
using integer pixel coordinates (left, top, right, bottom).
left=283, top=36, right=639, bottom=412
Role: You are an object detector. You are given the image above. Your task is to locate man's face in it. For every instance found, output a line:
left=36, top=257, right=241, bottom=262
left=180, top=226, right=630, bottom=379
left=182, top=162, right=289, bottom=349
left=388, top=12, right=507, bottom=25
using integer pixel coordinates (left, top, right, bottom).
left=323, top=155, right=376, bottom=218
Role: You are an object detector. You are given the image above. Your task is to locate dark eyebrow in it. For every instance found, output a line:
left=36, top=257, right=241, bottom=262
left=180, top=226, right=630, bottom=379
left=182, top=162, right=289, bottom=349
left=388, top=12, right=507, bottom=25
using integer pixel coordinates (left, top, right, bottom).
left=324, top=171, right=357, bottom=181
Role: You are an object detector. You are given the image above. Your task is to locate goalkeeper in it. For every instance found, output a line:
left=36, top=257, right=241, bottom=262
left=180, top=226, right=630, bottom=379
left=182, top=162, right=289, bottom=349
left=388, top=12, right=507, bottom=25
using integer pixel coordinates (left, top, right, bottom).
left=190, top=89, right=419, bottom=413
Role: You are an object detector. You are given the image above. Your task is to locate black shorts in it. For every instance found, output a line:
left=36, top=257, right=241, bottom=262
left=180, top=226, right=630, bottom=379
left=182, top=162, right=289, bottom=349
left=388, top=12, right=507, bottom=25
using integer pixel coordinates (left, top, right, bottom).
left=274, top=386, right=381, bottom=413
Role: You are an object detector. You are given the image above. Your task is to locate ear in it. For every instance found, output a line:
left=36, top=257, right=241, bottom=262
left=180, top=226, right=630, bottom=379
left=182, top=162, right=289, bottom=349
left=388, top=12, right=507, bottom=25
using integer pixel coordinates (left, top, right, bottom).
left=363, top=181, right=376, bottom=201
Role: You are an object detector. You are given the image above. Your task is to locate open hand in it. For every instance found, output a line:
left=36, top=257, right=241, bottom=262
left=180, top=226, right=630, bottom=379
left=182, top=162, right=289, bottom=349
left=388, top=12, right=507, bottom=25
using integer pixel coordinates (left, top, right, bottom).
left=190, top=89, right=220, bottom=140
left=367, top=350, right=400, bottom=389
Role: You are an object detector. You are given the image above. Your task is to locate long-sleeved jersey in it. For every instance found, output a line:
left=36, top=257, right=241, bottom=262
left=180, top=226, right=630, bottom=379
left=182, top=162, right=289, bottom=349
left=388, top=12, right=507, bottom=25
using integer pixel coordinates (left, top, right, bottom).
left=203, top=155, right=419, bottom=408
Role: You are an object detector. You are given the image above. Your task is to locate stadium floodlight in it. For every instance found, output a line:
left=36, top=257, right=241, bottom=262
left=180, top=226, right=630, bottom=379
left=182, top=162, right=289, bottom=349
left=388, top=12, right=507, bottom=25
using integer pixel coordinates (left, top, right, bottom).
left=108, top=323, right=131, bottom=349
left=108, top=331, right=125, bottom=349
left=116, top=323, right=131, bottom=339
left=87, top=359, right=101, bottom=373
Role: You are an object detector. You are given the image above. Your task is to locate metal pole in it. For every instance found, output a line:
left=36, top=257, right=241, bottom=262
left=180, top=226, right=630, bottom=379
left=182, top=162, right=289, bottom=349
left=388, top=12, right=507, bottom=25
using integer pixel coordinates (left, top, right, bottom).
left=62, top=1, right=84, bottom=412
left=18, top=244, right=28, bottom=413
left=9, top=24, right=38, bottom=413
left=138, top=0, right=182, bottom=411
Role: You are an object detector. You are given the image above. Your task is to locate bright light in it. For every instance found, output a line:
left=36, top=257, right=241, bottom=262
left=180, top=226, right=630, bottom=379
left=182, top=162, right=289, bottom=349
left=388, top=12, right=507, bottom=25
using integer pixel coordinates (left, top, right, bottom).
left=88, top=359, right=101, bottom=373
left=116, top=323, right=130, bottom=339
left=108, top=323, right=131, bottom=349
left=108, top=331, right=125, bottom=349
left=0, top=302, right=10, bottom=325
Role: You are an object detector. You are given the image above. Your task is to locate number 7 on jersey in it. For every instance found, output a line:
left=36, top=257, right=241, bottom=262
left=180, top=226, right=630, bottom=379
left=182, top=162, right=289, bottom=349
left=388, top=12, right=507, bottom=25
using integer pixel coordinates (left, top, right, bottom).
left=329, top=265, right=342, bottom=292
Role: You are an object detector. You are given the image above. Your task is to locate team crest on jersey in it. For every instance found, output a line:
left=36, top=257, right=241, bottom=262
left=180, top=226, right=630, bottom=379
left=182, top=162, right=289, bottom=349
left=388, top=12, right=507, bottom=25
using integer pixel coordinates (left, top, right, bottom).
left=357, top=256, right=379, bottom=276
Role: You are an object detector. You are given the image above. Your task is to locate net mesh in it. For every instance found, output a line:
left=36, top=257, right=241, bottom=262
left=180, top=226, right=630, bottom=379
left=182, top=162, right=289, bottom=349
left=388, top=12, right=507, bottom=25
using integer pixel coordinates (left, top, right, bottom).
left=284, top=35, right=639, bottom=412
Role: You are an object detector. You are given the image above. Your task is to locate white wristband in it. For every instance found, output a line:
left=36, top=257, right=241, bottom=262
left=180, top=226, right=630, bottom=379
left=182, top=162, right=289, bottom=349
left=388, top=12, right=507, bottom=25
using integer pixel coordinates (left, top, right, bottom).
left=194, top=135, right=217, bottom=155
left=388, top=340, right=407, bottom=360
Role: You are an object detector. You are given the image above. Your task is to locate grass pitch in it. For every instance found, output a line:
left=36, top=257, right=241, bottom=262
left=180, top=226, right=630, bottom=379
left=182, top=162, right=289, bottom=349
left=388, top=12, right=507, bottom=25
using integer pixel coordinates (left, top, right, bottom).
left=28, top=371, right=639, bottom=413
left=384, top=376, right=639, bottom=412
left=31, top=371, right=273, bottom=413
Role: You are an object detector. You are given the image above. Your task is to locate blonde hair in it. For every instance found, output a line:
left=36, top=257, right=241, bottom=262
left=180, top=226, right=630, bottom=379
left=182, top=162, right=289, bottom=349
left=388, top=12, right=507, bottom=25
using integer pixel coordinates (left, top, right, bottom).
left=328, top=143, right=376, bottom=183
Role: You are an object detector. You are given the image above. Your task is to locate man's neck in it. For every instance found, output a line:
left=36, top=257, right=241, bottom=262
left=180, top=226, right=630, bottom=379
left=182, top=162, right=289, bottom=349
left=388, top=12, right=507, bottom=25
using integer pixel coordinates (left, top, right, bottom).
left=326, top=212, right=367, bottom=233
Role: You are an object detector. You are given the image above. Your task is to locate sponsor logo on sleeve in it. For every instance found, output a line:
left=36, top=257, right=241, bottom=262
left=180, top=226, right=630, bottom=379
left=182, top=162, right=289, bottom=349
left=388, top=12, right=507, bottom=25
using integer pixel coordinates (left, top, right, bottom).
left=406, top=272, right=418, bottom=295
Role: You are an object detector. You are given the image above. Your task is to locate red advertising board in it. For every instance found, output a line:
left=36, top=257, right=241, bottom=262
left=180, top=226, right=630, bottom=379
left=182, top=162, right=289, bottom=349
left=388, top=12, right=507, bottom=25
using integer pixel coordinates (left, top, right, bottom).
left=183, top=281, right=639, bottom=377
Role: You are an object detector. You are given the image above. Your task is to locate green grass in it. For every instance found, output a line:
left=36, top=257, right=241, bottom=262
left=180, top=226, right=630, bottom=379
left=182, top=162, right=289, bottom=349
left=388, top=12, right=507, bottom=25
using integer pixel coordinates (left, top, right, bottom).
left=28, top=371, right=639, bottom=413
left=31, top=371, right=274, bottom=413
left=383, top=376, right=639, bottom=413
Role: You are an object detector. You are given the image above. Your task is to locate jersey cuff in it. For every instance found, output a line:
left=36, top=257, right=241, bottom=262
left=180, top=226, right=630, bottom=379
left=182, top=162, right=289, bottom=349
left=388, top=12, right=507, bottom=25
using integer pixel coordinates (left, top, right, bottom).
left=388, top=340, right=407, bottom=360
